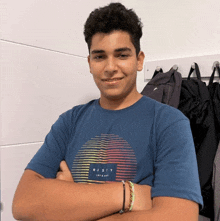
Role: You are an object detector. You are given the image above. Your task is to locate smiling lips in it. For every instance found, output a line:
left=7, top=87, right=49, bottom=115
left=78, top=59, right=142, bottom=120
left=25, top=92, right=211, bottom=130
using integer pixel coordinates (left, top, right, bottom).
left=102, top=77, right=124, bottom=82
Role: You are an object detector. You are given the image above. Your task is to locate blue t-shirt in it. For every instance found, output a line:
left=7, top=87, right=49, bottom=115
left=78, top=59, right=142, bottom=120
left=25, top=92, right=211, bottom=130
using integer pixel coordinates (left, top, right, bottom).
left=26, top=96, right=204, bottom=209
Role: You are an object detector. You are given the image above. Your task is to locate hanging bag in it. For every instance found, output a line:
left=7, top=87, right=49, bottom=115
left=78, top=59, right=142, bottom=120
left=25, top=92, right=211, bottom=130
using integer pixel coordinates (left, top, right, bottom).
left=208, top=64, right=220, bottom=139
left=178, top=63, right=210, bottom=150
left=208, top=63, right=220, bottom=221
left=141, top=67, right=182, bottom=108
left=178, top=63, right=219, bottom=220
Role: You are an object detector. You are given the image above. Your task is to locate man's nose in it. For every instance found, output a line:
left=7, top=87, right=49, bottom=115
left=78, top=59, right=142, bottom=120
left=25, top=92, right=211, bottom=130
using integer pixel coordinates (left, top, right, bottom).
left=104, top=57, right=118, bottom=75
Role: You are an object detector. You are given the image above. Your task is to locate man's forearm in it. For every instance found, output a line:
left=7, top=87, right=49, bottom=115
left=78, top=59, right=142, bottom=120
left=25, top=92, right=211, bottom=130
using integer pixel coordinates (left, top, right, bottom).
left=97, top=210, right=152, bottom=221
left=96, top=200, right=199, bottom=221
left=13, top=178, right=124, bottom=221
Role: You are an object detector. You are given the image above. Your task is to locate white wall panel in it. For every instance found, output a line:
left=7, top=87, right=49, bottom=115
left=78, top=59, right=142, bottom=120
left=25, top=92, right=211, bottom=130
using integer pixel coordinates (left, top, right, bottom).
left=1, top=143, right=42, bottom=221
left=1, top=0, right=112, bottom=57
left=119, top=0, right=220, bottom=60
left=1, top=41, right=100, bottom=146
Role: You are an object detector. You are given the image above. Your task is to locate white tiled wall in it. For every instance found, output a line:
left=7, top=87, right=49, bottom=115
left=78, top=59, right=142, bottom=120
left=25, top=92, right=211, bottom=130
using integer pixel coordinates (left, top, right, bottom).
left=1, top=0, right=110, bottom=220
left=1, top=0, right=220, bottom=220
left=1, top=0, right=111, bottom=57
left=120, top=0, right=220, bottom=61
left=1, top=143, right=42, bottom=220
left=1, top=41, right=99, bottom=146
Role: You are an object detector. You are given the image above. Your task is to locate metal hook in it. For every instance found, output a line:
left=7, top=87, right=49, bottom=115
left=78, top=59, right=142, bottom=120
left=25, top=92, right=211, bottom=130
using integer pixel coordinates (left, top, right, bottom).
left=172, top=64, right=178, bottom=71
left=191, top=63, right=195, bottom=69
left=156, top=66, right=161, bottom=71
left=212, top=61, right=220, bottom=70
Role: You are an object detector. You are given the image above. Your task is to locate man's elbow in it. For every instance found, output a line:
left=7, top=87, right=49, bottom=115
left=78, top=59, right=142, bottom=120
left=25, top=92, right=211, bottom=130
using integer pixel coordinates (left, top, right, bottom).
left=12, top=199, right=33, bottom=220
left=12, top=202, right=22, bottom=220
left=12, top=170, right=45, bottom=220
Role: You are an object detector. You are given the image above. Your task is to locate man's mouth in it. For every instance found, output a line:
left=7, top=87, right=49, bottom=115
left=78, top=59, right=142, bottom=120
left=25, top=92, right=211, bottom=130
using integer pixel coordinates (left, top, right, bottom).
left=102, top=77, right=124, bottom=82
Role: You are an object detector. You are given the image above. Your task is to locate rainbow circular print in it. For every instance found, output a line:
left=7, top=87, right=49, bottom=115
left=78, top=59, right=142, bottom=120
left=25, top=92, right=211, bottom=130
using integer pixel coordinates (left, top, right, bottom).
left=71, top=134, right=137, bottom=184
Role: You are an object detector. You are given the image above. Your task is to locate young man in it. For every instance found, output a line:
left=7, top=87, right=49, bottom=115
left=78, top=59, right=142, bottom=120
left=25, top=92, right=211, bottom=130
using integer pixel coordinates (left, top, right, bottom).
left=12, top=2, right=203, bottom=221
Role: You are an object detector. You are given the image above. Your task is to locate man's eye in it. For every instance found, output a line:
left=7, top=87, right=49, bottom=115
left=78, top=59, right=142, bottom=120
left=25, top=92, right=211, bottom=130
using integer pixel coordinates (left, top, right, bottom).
left=94, top=55, right=104, bottom=60
left=118, top=54, right=129, bottom=58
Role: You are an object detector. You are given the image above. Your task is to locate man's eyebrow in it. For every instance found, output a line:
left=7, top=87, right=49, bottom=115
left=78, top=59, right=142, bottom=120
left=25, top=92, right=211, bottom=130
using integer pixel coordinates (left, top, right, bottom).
left=115, top=47, right=132, bottom=52
left=91, top=50, right=105, bottom=54
left=91, top=47, right=132, bottom=54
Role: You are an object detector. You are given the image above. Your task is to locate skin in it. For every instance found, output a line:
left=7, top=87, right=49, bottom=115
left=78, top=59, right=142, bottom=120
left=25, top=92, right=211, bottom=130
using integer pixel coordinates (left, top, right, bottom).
left=87, top=30, right=145, bottom=110
left=56, top=161, right=74, bottom=182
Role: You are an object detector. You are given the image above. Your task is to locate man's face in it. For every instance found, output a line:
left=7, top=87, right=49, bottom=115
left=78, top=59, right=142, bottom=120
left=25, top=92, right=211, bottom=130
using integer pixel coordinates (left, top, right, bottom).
left=88, top=30, right=144, bottom=103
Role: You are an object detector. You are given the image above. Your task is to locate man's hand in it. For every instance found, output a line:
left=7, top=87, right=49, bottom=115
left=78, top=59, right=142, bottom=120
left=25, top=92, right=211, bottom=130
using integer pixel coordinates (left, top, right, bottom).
left=56, top=161, right=74, bottom=182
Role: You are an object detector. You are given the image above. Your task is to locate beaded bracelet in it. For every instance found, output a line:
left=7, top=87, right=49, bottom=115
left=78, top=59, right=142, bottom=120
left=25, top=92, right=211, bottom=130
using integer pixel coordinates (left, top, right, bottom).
left=126, top=181, right=135, bottom=211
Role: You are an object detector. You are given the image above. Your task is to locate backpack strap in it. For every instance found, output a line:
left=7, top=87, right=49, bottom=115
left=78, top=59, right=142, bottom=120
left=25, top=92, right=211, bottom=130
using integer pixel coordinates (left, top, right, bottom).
left=188, top=62, right=201, bottom=80
left=152, top=68, right=163, bottom=79
left=209, top=65, right=220, bottom=86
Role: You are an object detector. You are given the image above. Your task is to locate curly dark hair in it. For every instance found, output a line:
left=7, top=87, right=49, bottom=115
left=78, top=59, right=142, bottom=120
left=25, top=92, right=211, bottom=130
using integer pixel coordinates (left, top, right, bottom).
left=84, top=2, right=143, bottom=57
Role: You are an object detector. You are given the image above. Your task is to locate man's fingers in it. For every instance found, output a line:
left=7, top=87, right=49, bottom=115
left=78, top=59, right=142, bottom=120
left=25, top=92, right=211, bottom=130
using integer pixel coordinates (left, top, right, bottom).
left=59, top=160, right=69, bottom=171
left=57, top=161, right=74, bottom=182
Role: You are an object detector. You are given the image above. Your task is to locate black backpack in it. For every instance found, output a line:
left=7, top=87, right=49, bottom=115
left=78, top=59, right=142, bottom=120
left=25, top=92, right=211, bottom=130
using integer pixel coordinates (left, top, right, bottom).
left=141, top=67, right=182, bottom=108
left=178, top=63, right=219, bottom=220
left=208, top=64, right=220, bottom=140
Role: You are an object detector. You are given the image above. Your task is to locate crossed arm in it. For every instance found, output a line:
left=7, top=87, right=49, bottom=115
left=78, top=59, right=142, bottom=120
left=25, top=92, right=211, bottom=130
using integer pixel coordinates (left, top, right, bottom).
left=12, top=161, right=199, bottom=221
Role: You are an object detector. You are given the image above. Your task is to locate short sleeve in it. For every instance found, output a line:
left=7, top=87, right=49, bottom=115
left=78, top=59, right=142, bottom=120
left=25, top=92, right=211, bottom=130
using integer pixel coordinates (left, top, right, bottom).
left=25, top=113, right=71, bottom=178
left=151, top=114, right=204, bottom=210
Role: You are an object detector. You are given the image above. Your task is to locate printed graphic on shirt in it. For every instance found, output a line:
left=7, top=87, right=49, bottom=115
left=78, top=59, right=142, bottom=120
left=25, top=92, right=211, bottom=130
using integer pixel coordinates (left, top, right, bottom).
left=71, top=134, right=137, bottom=184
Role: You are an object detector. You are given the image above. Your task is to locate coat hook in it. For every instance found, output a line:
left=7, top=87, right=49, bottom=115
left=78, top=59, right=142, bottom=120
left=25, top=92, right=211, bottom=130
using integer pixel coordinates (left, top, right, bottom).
left=172, top=64, right=178, bottom=71
left=156, top=66, right=161, bottom=71
left=212, top=61, right=220, bottom=70
left=191, top=63, right=195, bottom=69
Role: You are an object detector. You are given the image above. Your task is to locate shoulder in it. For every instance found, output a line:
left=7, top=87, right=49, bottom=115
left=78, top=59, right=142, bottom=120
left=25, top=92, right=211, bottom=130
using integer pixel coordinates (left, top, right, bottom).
left=60, top=99, right=97, bottom=120
left=49, top=99, right=98, bottom=131
left=140, top=96, right=191, bottom=142
left=141, top=95, right=188, bottom=124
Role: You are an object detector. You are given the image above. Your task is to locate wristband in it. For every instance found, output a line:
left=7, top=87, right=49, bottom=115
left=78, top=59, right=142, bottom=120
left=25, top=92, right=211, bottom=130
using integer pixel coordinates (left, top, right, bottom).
left=126, top=181, right=135, bottom=211
left=119, top=180, right=126, bottom=214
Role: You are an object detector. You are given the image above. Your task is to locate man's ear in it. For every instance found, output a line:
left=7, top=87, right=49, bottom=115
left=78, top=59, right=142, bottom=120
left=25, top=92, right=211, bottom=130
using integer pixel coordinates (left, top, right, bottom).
left=87, top=55, right=91, bottom=72
left=137, top=51, right=145, bottom=71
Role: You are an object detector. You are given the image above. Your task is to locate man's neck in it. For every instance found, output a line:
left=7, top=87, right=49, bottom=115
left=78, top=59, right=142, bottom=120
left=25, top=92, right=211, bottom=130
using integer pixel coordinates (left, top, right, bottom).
left=99, top=93, right=143, bottom=110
